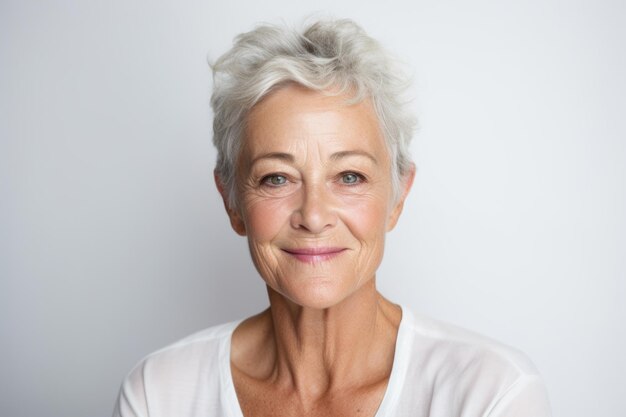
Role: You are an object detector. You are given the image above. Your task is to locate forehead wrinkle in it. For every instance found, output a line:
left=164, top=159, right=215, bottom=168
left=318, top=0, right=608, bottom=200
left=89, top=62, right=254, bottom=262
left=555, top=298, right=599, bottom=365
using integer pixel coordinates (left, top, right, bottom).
left=243, top=87, right=387, bottom=172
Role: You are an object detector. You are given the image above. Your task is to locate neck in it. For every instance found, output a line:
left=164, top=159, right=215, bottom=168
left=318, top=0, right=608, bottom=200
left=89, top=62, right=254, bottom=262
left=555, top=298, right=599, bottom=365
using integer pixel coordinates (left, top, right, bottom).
left=258, top=279, right=401, bottom=401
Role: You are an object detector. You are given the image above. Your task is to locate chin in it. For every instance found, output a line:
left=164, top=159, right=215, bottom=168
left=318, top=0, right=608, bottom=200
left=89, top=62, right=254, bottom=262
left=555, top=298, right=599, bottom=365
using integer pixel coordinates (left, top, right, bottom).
left=271, top=277, right=366, bottom=310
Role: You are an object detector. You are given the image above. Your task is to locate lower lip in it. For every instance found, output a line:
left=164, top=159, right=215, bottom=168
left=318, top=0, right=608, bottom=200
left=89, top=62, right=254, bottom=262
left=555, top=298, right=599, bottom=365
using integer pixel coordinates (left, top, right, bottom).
left=283, top=249, right=346, bottom=263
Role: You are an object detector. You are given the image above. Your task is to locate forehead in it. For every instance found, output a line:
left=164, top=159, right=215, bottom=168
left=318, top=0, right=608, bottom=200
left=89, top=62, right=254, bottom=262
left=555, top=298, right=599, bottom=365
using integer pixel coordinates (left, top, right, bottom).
left=243, top=85, right=388, bottom=159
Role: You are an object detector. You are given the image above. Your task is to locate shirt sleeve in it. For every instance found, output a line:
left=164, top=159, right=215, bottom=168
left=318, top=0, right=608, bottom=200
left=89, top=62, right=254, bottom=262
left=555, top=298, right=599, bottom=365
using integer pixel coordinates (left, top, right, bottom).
left=486, top=375, right=552, bottom=417
left=112, top=362, right=150, bottom=417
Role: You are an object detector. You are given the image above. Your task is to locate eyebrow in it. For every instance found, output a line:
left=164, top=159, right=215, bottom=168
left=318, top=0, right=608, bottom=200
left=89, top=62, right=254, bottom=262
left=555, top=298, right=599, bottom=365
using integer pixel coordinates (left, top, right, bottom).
left=250, top=152, right=295, bottom=165
left=251, top=150, right=378, bottom=165
left=330, top=150, right=378, bottom=165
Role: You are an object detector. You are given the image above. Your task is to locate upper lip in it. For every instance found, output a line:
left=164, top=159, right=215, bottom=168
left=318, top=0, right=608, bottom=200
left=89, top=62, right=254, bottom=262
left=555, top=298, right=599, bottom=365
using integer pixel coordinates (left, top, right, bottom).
left=282, top=247, right=346, bottom=255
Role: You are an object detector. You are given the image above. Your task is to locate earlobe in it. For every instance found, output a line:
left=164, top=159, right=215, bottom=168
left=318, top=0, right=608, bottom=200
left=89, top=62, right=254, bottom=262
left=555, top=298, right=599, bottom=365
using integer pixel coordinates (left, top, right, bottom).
left=386, top=163, right=416, bottom=232
left=214, top=171, right=247, bottom=236
left=228, top=212, right=247, bottom=236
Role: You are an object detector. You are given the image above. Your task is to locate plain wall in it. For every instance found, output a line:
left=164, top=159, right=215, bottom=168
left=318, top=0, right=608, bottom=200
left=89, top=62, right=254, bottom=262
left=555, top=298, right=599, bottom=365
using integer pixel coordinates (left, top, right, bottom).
left=1, top=0, right=624, bottom=416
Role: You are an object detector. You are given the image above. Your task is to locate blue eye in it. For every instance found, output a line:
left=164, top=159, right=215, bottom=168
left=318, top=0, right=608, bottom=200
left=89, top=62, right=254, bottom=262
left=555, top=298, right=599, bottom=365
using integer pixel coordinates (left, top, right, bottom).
left=341, top=172, right=361, bottom=184
left=263, top=175, right=287, bottom=186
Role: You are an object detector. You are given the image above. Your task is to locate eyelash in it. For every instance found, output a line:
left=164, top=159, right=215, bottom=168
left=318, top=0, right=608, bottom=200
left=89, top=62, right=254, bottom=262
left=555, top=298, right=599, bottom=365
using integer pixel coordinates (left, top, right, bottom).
left=338, top=171, right=366, bottom=185
left=260, top=173, right=289, bottom=187
left=259, top=171, right=367, bottom=188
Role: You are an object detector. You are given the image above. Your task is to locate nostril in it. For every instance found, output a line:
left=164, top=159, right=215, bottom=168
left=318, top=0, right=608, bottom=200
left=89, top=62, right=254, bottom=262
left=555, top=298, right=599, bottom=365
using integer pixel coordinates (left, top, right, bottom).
left=290, top=193, right=337, bottom=233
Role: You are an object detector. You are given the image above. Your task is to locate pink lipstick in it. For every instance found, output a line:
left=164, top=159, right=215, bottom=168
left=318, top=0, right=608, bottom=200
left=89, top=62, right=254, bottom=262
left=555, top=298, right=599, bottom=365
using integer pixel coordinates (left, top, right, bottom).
left=282, top=247, right=346, bottom=263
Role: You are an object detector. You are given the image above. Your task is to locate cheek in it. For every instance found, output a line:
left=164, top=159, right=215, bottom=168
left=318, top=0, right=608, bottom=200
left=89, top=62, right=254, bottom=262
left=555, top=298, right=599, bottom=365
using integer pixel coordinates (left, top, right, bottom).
left=339, top=193, right=391, bottom=239
left=338, top=197, right=389, bottom=285
left=243, top=196, right=293, bottom=241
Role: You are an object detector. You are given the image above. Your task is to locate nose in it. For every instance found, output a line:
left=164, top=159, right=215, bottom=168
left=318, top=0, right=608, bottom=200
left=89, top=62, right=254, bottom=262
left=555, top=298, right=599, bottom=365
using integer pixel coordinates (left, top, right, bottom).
left=290, top=182, right=337, bottom=234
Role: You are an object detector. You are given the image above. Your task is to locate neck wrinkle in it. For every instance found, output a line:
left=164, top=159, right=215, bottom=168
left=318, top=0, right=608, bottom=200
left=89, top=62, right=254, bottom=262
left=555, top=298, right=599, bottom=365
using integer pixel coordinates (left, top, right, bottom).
left=264, top=279, right=400, bottom=401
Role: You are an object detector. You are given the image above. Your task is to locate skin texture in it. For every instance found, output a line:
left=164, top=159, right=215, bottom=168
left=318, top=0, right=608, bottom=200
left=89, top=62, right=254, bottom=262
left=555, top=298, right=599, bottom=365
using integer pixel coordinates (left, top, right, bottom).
left=216, top=84, right=415, bottom=417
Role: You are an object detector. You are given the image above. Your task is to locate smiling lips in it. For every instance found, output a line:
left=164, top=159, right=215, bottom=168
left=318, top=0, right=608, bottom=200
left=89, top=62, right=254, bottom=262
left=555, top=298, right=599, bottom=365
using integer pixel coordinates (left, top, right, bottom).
left=282, top=247, right=347, bottom=263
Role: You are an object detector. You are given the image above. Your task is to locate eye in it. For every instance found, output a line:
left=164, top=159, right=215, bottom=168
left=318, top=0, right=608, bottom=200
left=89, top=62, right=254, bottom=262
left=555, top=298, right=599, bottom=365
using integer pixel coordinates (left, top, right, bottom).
left=262, top=174, right=288, bottom=187
left=340, top=172, right=363, bottom=185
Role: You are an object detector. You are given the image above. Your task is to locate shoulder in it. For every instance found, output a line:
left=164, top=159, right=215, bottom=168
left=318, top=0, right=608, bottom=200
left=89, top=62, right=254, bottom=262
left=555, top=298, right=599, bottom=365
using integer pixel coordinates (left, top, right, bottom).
left=133, top=319, right=238, bottom=379
left=397, top=309, right=551, bottom=416
left=151, top=320, right=236, bottom=357
left=402, top=310, right=539, bottom=377
left=113, top=320, right=240, bottom=417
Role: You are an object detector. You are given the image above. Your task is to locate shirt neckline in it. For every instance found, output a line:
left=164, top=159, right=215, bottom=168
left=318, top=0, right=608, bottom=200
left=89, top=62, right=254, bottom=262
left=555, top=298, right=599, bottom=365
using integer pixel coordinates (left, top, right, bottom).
left=219, top=305, right=412, bottom=417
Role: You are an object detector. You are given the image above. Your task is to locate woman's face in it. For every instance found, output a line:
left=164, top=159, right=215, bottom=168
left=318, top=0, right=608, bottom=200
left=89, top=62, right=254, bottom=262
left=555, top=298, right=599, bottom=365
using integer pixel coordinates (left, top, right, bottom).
left=221, top=85, right=412, bottom=309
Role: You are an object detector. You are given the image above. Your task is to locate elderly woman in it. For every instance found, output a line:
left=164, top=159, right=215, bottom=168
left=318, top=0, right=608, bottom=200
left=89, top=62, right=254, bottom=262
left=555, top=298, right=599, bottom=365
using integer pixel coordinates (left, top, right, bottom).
left=113, top=19, right=551, bottom=417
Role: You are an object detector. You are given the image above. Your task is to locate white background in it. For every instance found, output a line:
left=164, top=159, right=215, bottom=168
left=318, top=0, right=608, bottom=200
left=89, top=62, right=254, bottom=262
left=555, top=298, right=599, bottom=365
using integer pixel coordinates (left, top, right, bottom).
left=1, top=1, right=624, bottom=416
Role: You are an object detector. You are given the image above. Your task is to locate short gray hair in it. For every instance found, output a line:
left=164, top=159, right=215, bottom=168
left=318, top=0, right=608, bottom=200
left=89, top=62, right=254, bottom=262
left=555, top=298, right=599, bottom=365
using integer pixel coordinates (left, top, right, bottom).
left=211, top=18, right=415, bottom=208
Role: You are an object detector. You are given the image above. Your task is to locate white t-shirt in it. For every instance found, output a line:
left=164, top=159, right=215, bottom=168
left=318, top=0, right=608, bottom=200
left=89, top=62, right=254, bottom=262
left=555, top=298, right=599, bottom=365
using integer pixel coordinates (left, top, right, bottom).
left=113, top=308, right=551, bottom=417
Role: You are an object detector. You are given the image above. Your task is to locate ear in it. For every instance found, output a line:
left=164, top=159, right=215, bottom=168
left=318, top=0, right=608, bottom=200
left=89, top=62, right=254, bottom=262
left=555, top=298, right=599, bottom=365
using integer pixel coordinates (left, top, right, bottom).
left=214, top=171, right=246, bottom=236
left=386, top=163, right=416, bottom=232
